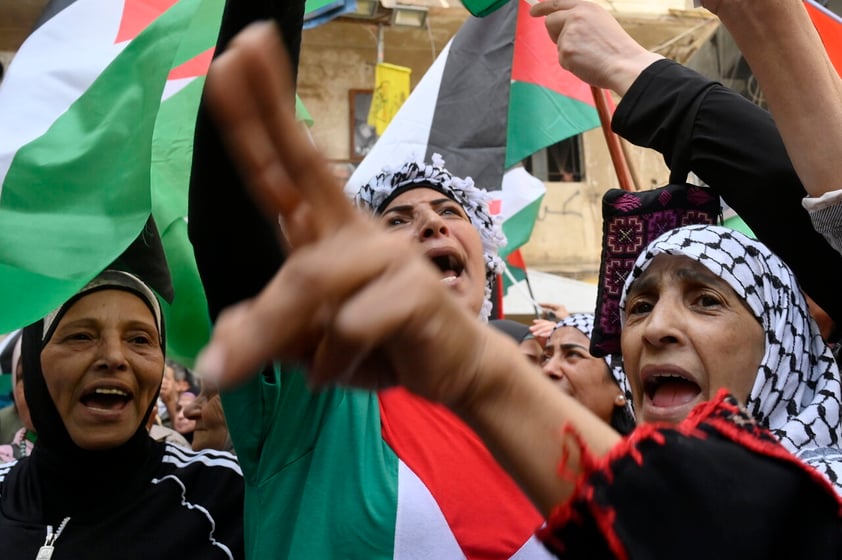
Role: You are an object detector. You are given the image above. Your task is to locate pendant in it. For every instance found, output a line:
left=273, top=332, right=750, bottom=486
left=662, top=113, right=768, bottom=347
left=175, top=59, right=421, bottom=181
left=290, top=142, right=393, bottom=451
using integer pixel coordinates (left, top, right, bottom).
left=35, top=545, right=54, bottom=560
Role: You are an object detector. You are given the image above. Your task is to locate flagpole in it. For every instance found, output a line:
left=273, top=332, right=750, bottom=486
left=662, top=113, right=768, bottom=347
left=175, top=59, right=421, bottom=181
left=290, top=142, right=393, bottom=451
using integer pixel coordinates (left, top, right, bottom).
left=502, top=263, right=543, bottom=317
left=590, top=85, right=636, bottom=192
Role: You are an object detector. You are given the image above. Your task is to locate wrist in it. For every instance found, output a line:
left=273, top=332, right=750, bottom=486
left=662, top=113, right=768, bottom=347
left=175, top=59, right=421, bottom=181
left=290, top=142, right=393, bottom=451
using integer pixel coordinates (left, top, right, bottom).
left=611, top=52, right=664, bottom=96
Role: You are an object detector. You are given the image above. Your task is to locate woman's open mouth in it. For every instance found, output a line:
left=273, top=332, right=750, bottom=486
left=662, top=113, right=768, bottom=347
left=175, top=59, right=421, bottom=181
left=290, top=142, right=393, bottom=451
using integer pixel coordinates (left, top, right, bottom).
left=427, top=250, right=465, bottom=286
left=80, top=386, right=132, bottom=413
left=642, top=372, right=702, bottom=423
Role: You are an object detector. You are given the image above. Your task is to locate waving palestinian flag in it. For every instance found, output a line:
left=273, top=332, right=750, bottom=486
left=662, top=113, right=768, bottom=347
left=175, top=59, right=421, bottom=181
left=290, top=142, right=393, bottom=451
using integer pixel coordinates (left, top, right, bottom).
left=347, top=0, right=600, bottom=261
left=0, top=0, right=223, bottom=364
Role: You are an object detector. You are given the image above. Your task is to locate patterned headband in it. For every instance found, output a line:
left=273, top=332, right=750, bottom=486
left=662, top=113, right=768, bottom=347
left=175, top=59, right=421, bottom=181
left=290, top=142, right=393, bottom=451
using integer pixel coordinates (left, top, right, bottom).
left=620, top=224, right=842, bottom=488
left=353, top=153, right=507, bottom=321
left=41, top=269, right=164, bottom=346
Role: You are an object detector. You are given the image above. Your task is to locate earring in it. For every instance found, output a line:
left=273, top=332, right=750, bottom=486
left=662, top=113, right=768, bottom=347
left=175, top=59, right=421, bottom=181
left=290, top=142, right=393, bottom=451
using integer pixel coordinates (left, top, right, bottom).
left=614, top=394, right=627, bottom=407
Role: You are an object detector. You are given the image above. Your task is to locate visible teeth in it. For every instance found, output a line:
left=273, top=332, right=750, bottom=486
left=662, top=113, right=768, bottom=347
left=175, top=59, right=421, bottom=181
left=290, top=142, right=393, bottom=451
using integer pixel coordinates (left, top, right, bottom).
left=441, top=276, right=457, bottom=285
left=94, top=387, right=128, bottom=397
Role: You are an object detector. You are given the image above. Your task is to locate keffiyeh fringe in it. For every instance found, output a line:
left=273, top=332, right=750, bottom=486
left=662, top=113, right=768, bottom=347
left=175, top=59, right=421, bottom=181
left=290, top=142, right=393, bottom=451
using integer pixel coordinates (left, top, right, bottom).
left=353, top=153, right=507, bottom=321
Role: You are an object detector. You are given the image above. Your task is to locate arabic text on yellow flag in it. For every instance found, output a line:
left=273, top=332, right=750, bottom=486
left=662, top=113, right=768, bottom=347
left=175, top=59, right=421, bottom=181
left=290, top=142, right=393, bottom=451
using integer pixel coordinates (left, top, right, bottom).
left=368, top=63, right=412, bottom=136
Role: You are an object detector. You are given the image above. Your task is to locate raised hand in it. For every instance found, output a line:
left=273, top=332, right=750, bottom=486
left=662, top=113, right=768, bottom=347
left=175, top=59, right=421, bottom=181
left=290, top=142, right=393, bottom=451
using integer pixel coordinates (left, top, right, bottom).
left=196, top=21, right=509, bottom=409
left=529, top=0, right=663, bottom=96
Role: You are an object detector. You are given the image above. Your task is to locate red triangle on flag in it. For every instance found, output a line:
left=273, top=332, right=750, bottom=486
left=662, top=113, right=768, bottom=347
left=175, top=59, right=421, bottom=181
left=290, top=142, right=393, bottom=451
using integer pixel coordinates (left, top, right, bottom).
left=805, top=0, right=842, bottom=77
left=506, top=247, right=527, bottom=269
left=116, top=0, right=179, bottom=44
left=510, top=0, right=594, bottom=106
left=168, top=47, right=214, bottom=80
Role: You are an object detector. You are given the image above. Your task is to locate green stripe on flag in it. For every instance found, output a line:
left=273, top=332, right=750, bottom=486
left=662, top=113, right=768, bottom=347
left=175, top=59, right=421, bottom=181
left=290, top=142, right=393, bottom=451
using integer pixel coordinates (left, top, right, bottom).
left=460, top=0, right=510, bottom=17
left=500, top=194, right=543, bottom=259
left=153, top=75, right=214, bottom=365
left=0, top=0, right=213, bottom=334
left=506, top=81, right=601, bottom=168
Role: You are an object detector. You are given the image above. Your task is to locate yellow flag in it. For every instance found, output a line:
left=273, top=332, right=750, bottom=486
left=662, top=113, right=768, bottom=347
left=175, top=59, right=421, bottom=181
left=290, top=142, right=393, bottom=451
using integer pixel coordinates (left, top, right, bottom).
left=367, top=63, right=411, bottom=135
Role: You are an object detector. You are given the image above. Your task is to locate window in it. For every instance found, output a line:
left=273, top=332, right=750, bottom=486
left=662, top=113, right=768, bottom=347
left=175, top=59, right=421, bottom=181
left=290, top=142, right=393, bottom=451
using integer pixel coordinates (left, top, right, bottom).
left=349, top=89, right=379, bottom=161
left=523, top=136, right=584, bottom=182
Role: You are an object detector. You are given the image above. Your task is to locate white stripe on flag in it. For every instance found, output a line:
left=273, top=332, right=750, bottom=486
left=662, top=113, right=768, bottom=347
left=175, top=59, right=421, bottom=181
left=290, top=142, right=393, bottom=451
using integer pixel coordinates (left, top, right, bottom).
left=0, top=0, right=126, bottom=191
left=162, top=76, right=200, bottom=101
left=345, top=39, right=453, bottom=194
left=495, top=167, right=545, bottom=222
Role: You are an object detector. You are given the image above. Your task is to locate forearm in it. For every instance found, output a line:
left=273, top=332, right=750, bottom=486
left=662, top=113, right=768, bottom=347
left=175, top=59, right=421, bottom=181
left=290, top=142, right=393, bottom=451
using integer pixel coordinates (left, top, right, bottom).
left=453, top=335, right=621, bottom=515
left=713, top=0, right=842, bottom=196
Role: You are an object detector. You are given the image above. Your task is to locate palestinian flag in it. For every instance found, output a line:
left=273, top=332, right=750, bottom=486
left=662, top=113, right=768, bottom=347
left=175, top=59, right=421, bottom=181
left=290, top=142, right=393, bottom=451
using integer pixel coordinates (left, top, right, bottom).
left=347, top=0, right=600, bottom=260
left=0, top=0, right=223, bottom=364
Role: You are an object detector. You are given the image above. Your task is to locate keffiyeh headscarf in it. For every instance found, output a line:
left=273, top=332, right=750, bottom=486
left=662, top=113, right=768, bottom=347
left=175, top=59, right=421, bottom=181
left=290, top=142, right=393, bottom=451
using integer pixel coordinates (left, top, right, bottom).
left=553, top=313, right=636, bottom=432
left=619, top=225, right=842, bottom=489
left=353, top=153, right=507, bottom=321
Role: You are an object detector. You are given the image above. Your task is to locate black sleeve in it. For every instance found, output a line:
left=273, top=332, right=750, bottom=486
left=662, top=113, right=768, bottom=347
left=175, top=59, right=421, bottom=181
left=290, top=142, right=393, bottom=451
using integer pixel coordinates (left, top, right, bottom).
left=612, top=59, right=842, bottom=328
left=538, top=395, right=842, bottom=560
left=187, top=0, right=305, bottom=320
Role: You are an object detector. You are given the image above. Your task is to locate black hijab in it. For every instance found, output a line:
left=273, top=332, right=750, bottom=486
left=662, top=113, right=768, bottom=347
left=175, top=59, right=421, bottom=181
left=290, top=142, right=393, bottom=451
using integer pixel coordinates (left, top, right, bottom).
left=15, top=270, right=166, bottom=523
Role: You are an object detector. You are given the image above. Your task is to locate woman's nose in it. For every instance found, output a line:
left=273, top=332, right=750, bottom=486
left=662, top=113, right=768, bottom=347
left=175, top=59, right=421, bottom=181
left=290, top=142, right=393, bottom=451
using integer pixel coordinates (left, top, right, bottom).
left=542, top=358, right=564, bottom=381
left=417, top=211, right=449, bottom=240
left=96, top=334, right=128, bottom=369
left=642, top=300, right=682, bottom=346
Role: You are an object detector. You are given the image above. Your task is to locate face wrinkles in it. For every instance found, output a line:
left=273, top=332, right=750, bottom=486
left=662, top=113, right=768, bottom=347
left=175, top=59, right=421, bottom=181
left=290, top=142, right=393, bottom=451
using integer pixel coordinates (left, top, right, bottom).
left=621, top=255, right=764, bottom=425
left=380, top=188, right=486, bottom=315
left=40, top=290, right=164, bottom=450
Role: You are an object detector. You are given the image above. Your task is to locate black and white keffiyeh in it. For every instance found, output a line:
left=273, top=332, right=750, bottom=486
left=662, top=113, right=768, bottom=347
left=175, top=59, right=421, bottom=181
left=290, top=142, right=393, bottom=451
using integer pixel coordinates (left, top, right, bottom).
left=554, top=313, right=636, bottom=427
left=619, top=224, right=842, bottom=490
left=353, top=153, right=506, bottom=322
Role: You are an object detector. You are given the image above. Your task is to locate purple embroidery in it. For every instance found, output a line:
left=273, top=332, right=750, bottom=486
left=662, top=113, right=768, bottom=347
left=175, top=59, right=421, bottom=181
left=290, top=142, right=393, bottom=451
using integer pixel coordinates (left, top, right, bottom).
left=646, top=211, right=680, bottom=240
left=592, top=184, right=722, bottom=357
left=607, top=217, right=645, bottom=254
left=610, top=193, right=643, bottom=212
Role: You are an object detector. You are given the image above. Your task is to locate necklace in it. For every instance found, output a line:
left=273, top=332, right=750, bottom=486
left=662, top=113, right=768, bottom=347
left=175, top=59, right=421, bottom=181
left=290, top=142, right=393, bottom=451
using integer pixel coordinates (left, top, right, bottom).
left=36, top=517, right=70, bottom=560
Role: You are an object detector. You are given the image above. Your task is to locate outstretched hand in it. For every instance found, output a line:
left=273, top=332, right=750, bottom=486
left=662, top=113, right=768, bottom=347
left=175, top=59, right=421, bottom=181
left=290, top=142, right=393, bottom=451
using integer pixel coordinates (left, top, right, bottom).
left=195, top=22, right=509, bottom=410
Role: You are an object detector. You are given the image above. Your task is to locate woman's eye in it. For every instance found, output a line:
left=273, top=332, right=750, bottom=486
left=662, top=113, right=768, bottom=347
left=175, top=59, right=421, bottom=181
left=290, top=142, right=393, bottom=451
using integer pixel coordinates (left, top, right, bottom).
left=441, top=205, right=465, bottom=218
left=697, top=294, right=722, bottom=307
left=386, top=217, right=407, bottom=227
left=129, top=334, right=153, bottom=345
left=627, top=300, right=653, bottom=315
left=67, top=332, right=93, bottom=341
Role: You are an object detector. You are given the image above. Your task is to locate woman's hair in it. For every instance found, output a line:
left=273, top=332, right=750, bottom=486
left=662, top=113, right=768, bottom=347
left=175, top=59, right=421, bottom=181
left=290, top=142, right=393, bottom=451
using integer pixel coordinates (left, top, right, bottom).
left=619, top=225, right=842, bottom=455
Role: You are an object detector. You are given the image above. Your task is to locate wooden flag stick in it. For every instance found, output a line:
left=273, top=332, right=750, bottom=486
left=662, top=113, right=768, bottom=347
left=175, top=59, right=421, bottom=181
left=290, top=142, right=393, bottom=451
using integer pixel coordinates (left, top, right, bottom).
left=590, top=85, right=637, bottom=192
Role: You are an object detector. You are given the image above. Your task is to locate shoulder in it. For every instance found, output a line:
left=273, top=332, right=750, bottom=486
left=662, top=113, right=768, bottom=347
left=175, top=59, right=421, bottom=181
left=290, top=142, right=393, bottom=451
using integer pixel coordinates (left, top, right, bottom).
left=149, top=424, right=191, bottom=448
